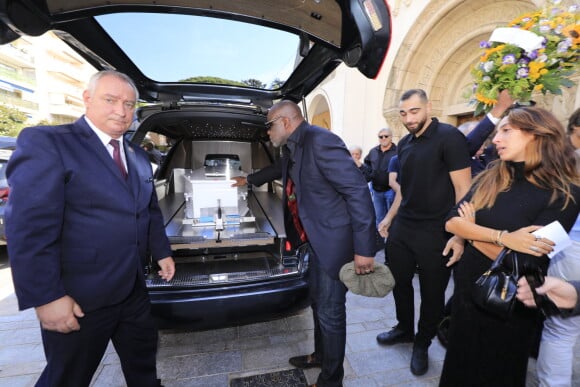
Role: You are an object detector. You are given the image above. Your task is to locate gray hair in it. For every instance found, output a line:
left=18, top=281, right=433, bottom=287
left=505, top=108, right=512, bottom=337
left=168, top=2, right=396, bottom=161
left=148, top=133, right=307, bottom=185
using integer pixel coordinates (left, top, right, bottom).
left=87, top=70, right=139, bottom=100
left=378, top=127, right=391, bottom=136
left=349, top=145, right=363, bottom=153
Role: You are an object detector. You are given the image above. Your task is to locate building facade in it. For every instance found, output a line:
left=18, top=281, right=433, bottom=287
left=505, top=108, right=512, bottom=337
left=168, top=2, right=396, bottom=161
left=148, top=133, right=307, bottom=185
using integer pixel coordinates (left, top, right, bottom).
left=0, top=31, right=96, bottom=125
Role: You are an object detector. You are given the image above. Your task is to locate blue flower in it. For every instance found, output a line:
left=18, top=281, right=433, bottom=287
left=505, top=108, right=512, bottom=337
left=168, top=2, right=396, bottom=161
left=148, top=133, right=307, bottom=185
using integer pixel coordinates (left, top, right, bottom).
left=557, top=40, right=571, bottom=53
left=480, top=41, right=491, bottom=48
left=526, top=50, right=539, bottom=60
left=516, top=67, right=530, bottom=79
left=502, top=54, right=517, bottom=64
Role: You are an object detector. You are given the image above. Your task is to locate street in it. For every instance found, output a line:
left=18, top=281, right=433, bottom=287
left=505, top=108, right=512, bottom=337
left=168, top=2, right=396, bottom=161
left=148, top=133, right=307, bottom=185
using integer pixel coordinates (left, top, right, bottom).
left=0, top=249, right=557, bottom=386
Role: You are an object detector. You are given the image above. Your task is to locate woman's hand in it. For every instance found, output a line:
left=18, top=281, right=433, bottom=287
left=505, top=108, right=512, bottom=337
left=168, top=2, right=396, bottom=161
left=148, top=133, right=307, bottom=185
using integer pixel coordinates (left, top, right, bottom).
left=378, top=218, right=390, bottom=238
left=457, top=201, right=476, bottom=223
left=501, top=225, right=555, bottom=257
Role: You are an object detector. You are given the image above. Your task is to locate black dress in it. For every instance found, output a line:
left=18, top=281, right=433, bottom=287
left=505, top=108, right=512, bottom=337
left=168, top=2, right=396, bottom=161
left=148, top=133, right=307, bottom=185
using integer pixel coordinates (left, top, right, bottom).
left=440, top=162, right=580, bottom=387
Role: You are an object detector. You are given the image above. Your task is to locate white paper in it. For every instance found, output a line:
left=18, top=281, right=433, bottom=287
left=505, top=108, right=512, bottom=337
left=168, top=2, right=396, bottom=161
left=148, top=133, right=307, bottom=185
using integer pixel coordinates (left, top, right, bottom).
left=489, top=27, right=545, bottom=53
left=532, top=221, right=572, bottom=259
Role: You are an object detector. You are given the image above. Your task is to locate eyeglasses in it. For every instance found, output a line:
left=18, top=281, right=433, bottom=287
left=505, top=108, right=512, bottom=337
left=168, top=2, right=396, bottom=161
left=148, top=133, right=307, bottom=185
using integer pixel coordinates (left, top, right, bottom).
left=265, top=116, right=283, bottom=130
left=378, top=135, right=391, bottom=139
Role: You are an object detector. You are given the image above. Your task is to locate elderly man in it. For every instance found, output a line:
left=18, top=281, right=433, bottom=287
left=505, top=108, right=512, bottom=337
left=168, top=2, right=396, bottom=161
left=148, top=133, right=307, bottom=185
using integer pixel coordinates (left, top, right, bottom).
left=361, top=127, right=397, bottom=226
left=7, top=70, right=174, bottom=387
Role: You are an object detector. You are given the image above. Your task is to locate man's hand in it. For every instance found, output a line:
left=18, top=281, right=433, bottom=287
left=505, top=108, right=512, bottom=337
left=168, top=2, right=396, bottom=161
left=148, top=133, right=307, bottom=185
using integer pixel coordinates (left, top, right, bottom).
left=443, top=235, right=464, bottom=267
left=230, top=176, right=247, bottom=187
left=157, top=256, right=175, bottom=281
left=490, top=89, right=514, bottom=118
left=517, top=276, right=577, bottom=310
left=354, top=254, right=375, bottom=275
left=35, top=295, right=84, bottom=333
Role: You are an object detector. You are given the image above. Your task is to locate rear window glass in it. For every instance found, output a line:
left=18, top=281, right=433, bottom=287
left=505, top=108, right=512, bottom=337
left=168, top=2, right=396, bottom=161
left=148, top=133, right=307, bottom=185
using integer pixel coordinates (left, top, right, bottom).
left=96, top=13, right=301, bottom=90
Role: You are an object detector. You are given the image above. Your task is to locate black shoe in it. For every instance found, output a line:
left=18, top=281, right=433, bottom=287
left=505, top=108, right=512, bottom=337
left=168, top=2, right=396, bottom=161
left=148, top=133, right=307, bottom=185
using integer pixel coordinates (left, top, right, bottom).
left=410, top=345, right=428, bottom=376
left=289, top=353, right=321, bottom=369
left=376, top=326, right=414, bottom=345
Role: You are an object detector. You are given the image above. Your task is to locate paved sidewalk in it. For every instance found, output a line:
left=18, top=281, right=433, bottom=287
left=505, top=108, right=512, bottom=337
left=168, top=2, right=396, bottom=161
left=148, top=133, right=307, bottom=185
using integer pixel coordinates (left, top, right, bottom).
left=0, top=251, right=575, bottom=386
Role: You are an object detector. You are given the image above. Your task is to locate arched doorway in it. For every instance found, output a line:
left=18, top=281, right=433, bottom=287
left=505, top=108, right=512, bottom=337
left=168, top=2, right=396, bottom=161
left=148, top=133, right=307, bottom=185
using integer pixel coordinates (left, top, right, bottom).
left=382, top=0, right=542, bottom=135
left=308, top=93, right=332, bottom=130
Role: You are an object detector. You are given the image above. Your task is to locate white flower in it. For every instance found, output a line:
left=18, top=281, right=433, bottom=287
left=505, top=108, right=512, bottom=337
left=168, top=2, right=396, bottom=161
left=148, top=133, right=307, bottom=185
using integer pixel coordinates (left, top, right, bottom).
left=483, top=61, right=495, bottom=72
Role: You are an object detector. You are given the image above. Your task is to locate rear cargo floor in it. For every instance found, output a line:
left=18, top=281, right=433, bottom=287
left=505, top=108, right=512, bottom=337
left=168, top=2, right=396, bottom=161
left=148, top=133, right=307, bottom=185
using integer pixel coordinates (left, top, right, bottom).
left=147, top=253, right=300, bottom=287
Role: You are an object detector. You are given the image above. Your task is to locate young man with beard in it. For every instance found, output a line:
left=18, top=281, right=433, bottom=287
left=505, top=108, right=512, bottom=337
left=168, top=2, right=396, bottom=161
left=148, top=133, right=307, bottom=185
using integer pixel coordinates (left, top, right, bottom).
left=376, top=89, right=471, bottom=376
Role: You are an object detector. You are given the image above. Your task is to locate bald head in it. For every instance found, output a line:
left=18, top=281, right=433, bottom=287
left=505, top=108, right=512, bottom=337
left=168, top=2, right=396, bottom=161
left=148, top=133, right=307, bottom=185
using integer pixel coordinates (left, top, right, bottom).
left=266, top=100, right=305, bottom=147
left=269, top=100, right=303, bottom=121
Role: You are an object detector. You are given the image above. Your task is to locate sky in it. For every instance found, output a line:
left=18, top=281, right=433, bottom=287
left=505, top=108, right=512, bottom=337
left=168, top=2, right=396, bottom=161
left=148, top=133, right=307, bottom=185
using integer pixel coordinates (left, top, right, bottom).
left=97, top=13, right=300, bottom=87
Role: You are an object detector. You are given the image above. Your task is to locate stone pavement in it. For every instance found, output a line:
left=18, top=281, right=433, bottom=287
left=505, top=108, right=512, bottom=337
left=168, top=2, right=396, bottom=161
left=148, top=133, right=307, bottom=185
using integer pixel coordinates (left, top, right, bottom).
left=0, top=250, right=575, bottom=386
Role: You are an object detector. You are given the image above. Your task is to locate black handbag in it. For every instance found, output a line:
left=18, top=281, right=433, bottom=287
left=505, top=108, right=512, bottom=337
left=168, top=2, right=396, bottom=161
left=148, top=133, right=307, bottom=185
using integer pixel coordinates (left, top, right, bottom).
left=472, top=248, right=519, bottom=319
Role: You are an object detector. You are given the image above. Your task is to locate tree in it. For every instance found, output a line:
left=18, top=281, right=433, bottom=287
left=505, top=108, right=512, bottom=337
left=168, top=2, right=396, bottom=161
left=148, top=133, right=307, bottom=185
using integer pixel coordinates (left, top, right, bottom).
left=0, top=104, right=27, bottom=136
left=270, top=78, right=285, bottom=89
left=242, top=78, right=266, bottom=89
left=179, top=76, right=246, bottom=87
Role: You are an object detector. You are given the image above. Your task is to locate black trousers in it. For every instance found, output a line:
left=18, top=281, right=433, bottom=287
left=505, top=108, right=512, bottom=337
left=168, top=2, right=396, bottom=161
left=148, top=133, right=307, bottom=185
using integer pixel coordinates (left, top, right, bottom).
left=36, top=279, right=161, bottom=387
left=386, top=218, right=452, bottom=347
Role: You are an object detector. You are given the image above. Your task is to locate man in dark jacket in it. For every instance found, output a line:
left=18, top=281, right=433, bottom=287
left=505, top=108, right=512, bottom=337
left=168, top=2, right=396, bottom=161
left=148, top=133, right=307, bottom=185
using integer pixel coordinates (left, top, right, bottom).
left=361, top=127, right=397, bottom=227
left=234, top=100, right=376, bottom=387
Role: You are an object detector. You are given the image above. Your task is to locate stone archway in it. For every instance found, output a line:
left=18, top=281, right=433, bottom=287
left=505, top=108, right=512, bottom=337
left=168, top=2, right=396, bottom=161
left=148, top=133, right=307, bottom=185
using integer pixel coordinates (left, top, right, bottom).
left=308, top=93, right=332, bottom=130
left=382, top=0, right=538, bottom=137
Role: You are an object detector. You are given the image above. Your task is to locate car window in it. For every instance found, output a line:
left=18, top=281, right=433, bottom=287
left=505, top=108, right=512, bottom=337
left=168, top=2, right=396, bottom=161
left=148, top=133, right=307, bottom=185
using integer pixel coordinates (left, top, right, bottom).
left=96, top=13, right=301, bottom=90
left=0, top=160, right=7, bottom=188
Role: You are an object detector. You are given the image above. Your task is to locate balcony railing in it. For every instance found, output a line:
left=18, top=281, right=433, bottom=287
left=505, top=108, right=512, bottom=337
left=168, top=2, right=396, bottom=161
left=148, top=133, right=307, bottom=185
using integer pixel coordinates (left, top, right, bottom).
left=0, top=95, right=39, bottom=110
left=0, top=67, right=36, bottom=88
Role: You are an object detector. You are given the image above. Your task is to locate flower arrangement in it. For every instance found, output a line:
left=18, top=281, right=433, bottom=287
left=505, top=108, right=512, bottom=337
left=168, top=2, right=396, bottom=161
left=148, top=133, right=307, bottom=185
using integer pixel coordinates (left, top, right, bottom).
left=470, top=1, right=579, bottom=115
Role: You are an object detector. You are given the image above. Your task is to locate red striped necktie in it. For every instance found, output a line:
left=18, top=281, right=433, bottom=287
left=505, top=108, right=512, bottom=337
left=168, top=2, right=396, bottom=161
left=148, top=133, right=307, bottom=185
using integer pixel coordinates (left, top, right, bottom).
left=109, top=139, right=128, bottom=179
left=285, top=177, right=307, bottom=242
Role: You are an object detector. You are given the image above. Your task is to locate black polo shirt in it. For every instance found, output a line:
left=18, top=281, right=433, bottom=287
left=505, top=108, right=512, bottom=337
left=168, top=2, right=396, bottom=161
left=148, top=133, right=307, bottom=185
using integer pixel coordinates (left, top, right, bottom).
left=397, top=118, right=470, bottom=223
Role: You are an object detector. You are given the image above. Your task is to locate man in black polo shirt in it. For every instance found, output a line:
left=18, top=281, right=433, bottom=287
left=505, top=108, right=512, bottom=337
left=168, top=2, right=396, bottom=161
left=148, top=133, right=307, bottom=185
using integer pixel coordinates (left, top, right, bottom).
left=375, top=89, right=471, bottom=376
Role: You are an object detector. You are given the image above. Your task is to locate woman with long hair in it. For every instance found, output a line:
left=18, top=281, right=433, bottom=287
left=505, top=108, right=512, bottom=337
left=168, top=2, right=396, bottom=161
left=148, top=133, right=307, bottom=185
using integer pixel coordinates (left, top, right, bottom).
left=439, top=107, right=580, bottom=386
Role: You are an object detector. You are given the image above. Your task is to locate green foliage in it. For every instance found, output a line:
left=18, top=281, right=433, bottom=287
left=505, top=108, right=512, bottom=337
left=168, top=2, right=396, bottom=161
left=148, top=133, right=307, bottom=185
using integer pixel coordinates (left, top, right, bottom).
left=179, top=76, right=246, bottom=87
left=270, top=78, right=285, bottom=89
left=178, top=76, right=275, bottom=89
left=0, top=104, right=27, bottom=136
left=241, top=78, right=266, bottom=88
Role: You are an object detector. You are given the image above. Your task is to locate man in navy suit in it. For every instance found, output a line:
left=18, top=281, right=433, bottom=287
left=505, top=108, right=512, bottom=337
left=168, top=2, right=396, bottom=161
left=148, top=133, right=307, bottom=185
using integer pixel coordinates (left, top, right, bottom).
left=264, top=100, right=376, bottom=386
left=6, top=70, right=175, bottom=386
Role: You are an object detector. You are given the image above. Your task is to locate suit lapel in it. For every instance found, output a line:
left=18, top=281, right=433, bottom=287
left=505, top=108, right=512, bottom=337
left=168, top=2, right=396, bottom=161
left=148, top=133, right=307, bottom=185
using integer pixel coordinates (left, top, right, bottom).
left=124, top=141, right=144, bottom=200
left=73, top=118, right=133, bottom=194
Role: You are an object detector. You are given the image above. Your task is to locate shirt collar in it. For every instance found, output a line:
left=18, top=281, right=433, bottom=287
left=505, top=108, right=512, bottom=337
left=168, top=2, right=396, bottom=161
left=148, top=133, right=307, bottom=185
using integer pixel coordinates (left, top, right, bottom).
left=83, top=116, right=124, bottom=150
left=286, top=120, right=306, bottom=155
left=411, top=117, right=438, bottom=140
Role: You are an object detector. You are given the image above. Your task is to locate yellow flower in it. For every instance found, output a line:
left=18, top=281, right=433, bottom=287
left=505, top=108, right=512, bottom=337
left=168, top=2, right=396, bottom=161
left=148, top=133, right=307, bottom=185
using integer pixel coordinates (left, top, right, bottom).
left=528, top=62, right=545, bottom=81
left=475, top=93, right=497, bottom=105
left=563, top=24, right=580, bottom=46
left=481, top=44, right=506, bottom=62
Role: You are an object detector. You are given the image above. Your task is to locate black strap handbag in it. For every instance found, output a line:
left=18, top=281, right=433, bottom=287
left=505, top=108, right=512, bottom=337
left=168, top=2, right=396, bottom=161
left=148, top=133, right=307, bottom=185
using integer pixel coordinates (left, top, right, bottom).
left=472, top=249, right=519, bottom=319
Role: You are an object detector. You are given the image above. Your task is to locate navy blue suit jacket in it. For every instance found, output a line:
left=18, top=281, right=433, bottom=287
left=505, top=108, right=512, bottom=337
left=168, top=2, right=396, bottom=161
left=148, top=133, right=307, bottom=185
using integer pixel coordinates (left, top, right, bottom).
left=285, top=121, right=376, bottom=278
left=6, top=117, right=172, bottom=312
